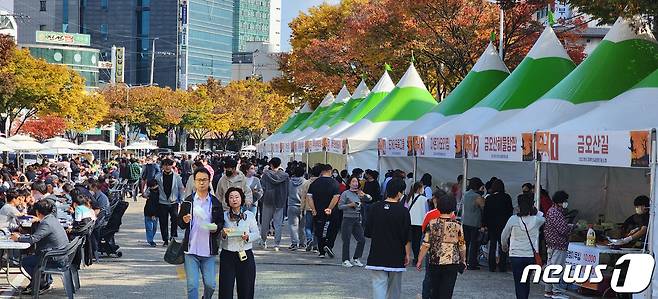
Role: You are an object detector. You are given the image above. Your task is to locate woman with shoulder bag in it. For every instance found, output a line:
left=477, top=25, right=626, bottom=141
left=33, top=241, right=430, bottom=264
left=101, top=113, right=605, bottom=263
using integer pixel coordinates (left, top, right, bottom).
left=219, top=187, right=261, bottom=299
left=415, top=194, right=465, bottom=299
left=178, top=168, right=225, bottom=299
left=407, top=182, right=427, bottom=265
left=501, top=193, right=546, bottom=299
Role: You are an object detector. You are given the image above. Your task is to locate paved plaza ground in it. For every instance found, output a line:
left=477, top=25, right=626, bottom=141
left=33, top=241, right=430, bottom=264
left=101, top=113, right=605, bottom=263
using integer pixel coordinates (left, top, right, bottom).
left=1, top=197, right=547, bottom=298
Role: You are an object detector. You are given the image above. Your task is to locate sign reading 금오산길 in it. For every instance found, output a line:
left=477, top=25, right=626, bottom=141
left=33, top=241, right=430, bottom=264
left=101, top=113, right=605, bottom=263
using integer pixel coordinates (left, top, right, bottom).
left=546, top=130, right=650, bottom=168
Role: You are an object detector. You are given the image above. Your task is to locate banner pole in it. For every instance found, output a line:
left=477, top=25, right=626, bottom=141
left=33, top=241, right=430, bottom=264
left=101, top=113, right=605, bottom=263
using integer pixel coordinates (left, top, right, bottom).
left=647, top=129, right=657, bottom=299
left=534, top=131, right=541, bottom=211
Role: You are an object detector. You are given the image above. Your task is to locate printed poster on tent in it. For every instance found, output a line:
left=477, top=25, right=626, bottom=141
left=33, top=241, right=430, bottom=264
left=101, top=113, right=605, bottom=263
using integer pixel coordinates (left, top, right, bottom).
left=377, top=138, right=386, bottom=156
left=419, top=135, right=455, bottom=158
left=308, top=139, right=322, bottom=153
left=304, top=140, right=311, bottom=153
left=327, top=138, right=347, bottom=154
left=547, top=130, right=650, bottom=168
left=475, top=134, right=526, bottom=162
left=282, top=142, right=291, bottom=154
left=295, top=140, right=305, bottom=154
left=383, top=137, right=410, bottom=157
left=463, top=134, right=479, bottom=159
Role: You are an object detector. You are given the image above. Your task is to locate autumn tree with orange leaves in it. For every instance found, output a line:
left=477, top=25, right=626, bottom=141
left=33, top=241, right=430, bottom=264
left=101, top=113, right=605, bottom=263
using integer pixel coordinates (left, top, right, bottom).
left=279, top=0, right=585, bottom=105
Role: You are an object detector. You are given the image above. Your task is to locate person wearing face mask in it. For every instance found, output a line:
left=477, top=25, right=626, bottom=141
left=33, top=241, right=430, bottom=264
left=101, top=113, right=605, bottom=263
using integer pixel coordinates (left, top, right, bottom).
left=155, top=158, right=184, bottom=246
left=216, top=159, right=253, bottom=212
left=240, top=162, right=262, bottom=216
left=619, top=195, right=650, bottom=247
left=258, top=158, right=288, bottom=251
left=338, top=176, right=369, bottom=268
left=543, top=191, right=573, bottom=299
left=461, top=177, right=485, bottom=270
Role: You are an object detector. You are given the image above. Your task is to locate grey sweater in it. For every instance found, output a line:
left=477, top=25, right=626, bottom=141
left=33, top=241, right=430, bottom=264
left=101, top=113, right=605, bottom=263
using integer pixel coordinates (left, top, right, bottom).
left=338, top=190, right=371, bottom=218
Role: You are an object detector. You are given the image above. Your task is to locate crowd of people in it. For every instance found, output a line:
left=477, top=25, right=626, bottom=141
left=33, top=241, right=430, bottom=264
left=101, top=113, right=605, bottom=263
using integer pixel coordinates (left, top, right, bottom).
left=0, top=151, right=651, bottom=299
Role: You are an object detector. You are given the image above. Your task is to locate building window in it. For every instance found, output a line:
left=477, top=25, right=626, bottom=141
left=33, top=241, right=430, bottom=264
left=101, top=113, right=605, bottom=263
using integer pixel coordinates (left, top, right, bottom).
left=39, top=24, right=47, bottom=31
left=101, top=0, right=108, bottom=9
left=100, top=24, right=108, bottom=40
left=40, top=0, right=47, bottom=11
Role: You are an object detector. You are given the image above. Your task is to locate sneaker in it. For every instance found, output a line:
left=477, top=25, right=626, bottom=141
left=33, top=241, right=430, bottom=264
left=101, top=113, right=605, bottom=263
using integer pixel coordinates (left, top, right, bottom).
left=318, top=253, right=326, bottom=258
left=305, top=244, right=312, bottom=252
left=288, top=244, right=298, bottom=251
left=324, top=246, right=335, bottom=258
left=298, top=243, right=306, bottom=249
left=261, top=241, right=268, bottom=249
left=342, top=260, right=354, bottom=268
left=148, top=242, right=157, bottom=247
left=351, top=259, right=364, bottom=267
left=163, top=241, right=169, bottom=247
left=544, top=292, right=568, bottom=299
left=273, top=246, right=280, bottom=252
left=312, top=247, right=319, bottom=253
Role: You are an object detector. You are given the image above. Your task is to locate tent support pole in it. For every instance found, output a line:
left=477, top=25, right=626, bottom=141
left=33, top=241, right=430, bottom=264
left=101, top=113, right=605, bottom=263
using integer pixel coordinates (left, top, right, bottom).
left=534, top=160, right=541, bottom=211
left=413, top=156, right=418, bottom=183
left=461, top=156, right=468, bottom=198
left=324, top=150, right=327, bottom=164
left=647, top=129, right=657, bottom=299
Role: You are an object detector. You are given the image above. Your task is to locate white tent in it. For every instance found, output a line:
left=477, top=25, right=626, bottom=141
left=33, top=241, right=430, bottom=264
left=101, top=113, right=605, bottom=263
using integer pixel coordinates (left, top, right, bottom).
left=43, top=137, right=78, bottom=149
left=482, top=17, right=658, bottom=138
left=305, top=80, right=370, bottom=139
left=125, top=141, right=159, bottom=150
left=332, top=63, right=438, bottom=170
left=8, top=134, right=46, bottom=151
left=78, top=141, right=121, bottom=151
left=328, top=71, right=395, bottom=138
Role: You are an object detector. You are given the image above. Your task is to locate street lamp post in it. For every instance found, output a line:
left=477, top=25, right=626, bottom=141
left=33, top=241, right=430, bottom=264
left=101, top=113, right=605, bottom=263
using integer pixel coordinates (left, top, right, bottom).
left=150, top=37, right=159, bottom=86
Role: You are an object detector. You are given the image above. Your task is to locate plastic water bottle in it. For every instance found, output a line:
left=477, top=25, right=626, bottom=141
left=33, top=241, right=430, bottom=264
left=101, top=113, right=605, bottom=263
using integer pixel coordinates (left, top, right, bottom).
left=586, top=224, right=596, bottom=246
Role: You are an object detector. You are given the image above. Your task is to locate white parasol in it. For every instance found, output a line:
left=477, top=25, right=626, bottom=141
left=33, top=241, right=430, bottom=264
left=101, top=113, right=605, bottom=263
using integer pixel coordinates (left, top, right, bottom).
left=125, top=141, right=159, bottom=150
left=7, top=134, right=47, bottom=151
left=78, top=141, right=121, bottom=151
left=43, top=137, right=79, bottom=149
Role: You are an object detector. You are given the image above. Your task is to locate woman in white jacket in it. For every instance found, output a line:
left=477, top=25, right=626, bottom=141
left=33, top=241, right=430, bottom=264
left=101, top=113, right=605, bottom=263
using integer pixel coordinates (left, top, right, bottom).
left=501, top=193, right=545, bottom=299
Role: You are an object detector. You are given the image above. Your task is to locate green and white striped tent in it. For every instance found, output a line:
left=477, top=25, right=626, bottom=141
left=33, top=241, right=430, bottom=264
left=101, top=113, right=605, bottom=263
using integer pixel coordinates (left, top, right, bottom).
left=289, top=86, right=351, bottom=142
left=305, top=80, right=370, bottom=139
left=425, top=26, right=576, bottom=139
left=264, top=101, right=314, bottom=144
left=383, top=42, right=510, bottom=139
left=270, top=92, right=335, bottom=144
left=327, top=71, right=395, bottom=137
left=484, top=17, right=658, bottom=135
left=334, top=63, right=438, bottom=170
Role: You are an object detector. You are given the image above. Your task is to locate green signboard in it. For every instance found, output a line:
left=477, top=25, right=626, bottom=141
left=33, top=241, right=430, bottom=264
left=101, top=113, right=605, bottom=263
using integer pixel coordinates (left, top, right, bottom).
left=35, top=31, right=91, bottom=46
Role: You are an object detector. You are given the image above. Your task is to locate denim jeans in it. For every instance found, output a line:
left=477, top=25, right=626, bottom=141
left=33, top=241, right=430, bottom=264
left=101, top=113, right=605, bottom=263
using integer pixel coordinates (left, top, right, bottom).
left=184, top=254, right=216, bottom=299
left=144, top=216, right=158, bottom=243
left=287, top=206, right=302, bottom=246
left=304, top=210, right=315, bottom=246
left=260, top=204, right=283, bottom=246
left=371, top=270, right=403, bottom=299
left=510, top=256, right=534, bottom=299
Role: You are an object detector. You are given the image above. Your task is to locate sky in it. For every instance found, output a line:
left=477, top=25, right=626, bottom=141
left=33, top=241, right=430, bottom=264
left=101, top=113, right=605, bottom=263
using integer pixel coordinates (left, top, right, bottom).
left=281, top=0, right=339, bottom=53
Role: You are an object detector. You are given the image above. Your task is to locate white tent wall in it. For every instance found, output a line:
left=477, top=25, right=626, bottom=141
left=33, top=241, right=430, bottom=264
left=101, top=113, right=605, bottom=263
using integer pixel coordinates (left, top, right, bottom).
left=326, top=152, right=348, bottom=171
left=381, top=157, right=534, bottom=193
left=346, top=150, right=378, bottom=173
left=544, top=163, right=649, bottom=223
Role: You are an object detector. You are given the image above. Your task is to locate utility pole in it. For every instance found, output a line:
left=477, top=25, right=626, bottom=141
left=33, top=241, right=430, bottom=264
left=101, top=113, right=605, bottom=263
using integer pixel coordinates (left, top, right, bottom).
left=150, top=37, right=159, bottom=85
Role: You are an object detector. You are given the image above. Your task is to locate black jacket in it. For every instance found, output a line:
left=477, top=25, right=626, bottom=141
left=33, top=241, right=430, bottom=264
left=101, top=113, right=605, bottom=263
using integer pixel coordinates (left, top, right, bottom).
left=363, top=180, right=381, bottom=203
left=482, top=192, right=514, bottom=236
left=177, top=193, right=224, bottom=255
left=144, top=188, right=160, bottom=217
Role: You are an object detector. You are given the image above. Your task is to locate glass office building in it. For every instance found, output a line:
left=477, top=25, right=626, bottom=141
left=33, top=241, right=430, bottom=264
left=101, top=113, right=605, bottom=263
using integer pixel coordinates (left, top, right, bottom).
left=232, top=0, right=270, bottom=53
left=187, top=0, right=234, bottom=85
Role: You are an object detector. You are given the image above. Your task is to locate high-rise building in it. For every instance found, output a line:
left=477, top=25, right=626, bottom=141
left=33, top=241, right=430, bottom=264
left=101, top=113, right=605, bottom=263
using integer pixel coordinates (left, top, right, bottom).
left=268, top=0, right=280, bottom=52
left=183, top=0, right=234, bottom=87
left=232, top=0, right=271, bottom=53
left=14, top=0, right=82, bottom=44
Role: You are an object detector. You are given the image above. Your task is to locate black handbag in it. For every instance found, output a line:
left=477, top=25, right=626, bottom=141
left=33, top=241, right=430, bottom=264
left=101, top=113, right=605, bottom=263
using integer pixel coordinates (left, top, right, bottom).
left=164, top=238, right=185, bottom=265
